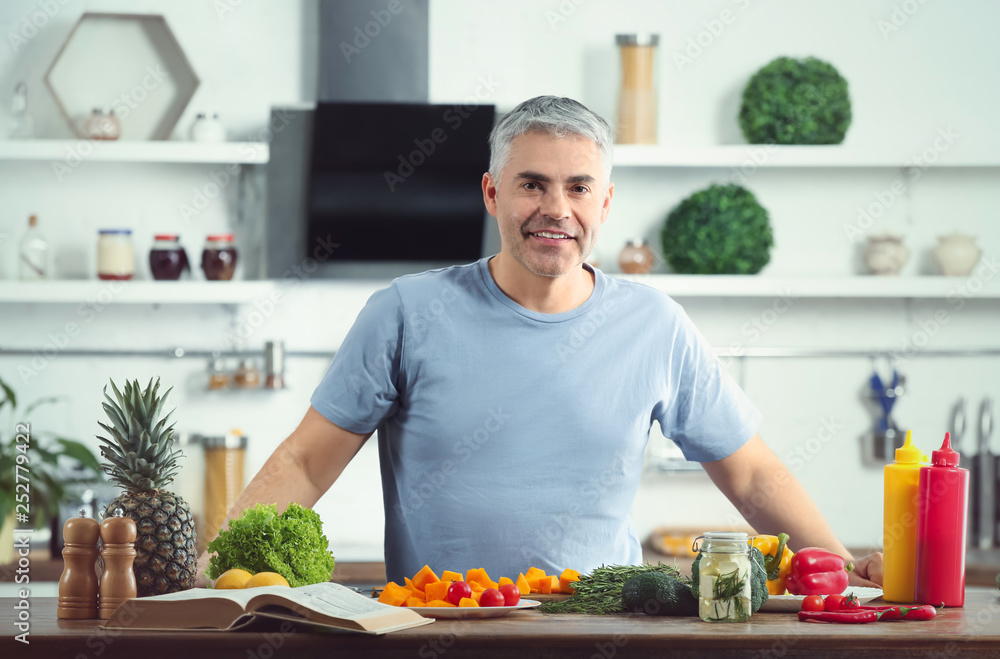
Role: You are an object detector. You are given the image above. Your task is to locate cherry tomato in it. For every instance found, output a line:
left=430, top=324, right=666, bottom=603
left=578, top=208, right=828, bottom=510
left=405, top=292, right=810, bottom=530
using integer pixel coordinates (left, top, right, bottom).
left=823, top=594, right=846, bottom=612
left=801, top=595, right=825, bottom=612
left=447, top=581, right=472, bottom=606
left=479, top=588, right=506, bottom=607
left=498, top=583, right=521, bottom=606
left=839, top=593, right=861, bottom=610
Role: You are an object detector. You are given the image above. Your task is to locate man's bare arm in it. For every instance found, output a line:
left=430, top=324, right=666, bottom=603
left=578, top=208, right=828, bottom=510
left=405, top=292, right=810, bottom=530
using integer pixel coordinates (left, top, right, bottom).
left=701, top=433, right=883, bottom=588
left=193, top=406, right=371, bottom=585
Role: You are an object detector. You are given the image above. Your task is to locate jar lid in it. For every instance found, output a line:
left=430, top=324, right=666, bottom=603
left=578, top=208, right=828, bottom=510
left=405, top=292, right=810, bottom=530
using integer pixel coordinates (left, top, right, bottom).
left=99, top=229, right=132, bottom=235
left=616, top=33, right=659, bottom=46
left=206, top=233, right=235, bottom=242
left=154, top=233, right=179, bottom=241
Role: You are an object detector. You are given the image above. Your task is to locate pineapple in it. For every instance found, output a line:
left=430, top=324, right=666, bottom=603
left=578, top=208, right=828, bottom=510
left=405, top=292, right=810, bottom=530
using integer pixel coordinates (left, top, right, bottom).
left=97, top=378, right=196, bottom=596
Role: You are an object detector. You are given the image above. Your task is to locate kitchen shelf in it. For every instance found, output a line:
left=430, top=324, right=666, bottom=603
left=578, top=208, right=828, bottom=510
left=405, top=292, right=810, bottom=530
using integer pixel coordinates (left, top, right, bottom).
left=620, top=274, right=1000, bottom=298
left=0, top=280, right=282, bottom=304
left=0, top=140, right=269, bottom=164
left=1, top=275, right=998, bottom=304
left=612, top=145, right=1000, bottom=168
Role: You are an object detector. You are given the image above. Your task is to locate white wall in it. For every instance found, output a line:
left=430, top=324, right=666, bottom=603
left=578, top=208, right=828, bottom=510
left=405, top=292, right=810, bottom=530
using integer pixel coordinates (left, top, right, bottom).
left=2, top=0, right=999, bottom=564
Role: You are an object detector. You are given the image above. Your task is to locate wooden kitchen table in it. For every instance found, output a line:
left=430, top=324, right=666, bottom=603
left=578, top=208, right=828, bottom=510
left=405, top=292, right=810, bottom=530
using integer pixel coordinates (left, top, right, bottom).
left=3, top=589, right=999, bottom=658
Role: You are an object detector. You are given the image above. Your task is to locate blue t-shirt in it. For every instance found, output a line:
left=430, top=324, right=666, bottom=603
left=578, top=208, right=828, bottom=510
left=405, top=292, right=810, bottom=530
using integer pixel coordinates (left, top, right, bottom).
left=310, top=257, right=761, bottom=582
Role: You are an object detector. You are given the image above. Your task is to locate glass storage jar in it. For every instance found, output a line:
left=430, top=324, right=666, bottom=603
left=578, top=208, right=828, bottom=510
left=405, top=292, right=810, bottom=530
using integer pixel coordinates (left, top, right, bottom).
left=695, top=532, right=752, bottom=623
left=149, top=234, right=190, bottom=280
left=97, top=229, right=135, bottom=281
left=201, top=234, right=238, bottom=281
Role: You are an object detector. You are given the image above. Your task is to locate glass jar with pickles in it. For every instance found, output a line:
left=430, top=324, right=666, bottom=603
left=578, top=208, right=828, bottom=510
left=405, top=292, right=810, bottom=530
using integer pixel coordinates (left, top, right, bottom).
left=695, top=531, right=752, bottom=622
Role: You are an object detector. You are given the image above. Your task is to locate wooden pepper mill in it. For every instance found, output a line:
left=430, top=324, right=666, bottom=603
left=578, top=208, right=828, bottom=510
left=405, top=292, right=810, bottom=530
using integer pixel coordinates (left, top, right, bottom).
left=57, top=508, right=100, bottom=619
left=99, top=507, right=137, bottom=619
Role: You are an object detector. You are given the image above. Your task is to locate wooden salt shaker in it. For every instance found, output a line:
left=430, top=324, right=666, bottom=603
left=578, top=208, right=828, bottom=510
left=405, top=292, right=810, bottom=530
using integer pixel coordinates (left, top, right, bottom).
left=99, top=507, right=137, bottom=619
left=57, top=508, right=100, bottom=619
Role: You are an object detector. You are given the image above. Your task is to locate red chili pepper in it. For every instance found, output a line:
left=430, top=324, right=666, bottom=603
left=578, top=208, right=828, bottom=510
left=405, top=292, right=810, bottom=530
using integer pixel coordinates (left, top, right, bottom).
left=858, top=604, right=938, bottom=621
left=798, top=610, right=880, bottom=624
left=785, top=548, right=853, bottom=595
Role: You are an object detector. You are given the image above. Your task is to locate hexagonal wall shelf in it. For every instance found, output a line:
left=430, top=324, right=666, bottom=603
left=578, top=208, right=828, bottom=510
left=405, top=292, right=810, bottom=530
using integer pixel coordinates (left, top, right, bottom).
left=45, top=13, right=199, bottom=140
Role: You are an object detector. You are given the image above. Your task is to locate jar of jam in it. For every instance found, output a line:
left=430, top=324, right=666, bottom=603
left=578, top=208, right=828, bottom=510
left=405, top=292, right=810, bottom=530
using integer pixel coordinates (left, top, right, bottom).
left=149, top=234, right=190, bottom=281
left=97, top=229, right=135, bottom=281
left=201, top=234, right=238, bottom=281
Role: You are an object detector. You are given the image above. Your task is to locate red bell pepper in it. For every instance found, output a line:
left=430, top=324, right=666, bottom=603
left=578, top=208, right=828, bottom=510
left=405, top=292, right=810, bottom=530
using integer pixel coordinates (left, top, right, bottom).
left=785, top=548, right=853, bottom=596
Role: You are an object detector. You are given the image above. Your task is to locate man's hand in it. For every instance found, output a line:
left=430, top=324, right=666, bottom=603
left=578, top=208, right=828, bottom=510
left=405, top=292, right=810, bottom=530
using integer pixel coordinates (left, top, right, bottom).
left=850, top=551, right=884, bottom=588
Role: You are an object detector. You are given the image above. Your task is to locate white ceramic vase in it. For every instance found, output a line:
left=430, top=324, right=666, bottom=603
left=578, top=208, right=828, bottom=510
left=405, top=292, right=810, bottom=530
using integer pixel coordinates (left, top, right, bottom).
left=934, top=233, right=981, bottom=276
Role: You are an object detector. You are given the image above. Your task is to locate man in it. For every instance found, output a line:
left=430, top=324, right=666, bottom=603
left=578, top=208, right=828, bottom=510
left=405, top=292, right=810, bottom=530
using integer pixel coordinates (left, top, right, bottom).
left=195, top=96, right=883, bottom=587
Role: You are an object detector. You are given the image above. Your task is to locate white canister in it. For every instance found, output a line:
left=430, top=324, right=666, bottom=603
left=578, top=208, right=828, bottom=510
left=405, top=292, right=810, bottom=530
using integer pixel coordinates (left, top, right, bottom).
left=97, top=229, right=135, bottom=281
left=190, top=113, right=227, bottom=143
left=934, top=233, right=981, bottom=277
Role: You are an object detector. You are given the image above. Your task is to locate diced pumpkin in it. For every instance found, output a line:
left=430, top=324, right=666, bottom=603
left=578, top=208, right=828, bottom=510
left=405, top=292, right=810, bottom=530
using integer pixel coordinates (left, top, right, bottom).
left=471, top=589, right=483, bottom=603
left=559, top=569, right=581, bottom=594
left=516, top=573, right=531, bottom=596
left=424, top=580, right=450, bottom=603
left=377, top=582, right=412, bottom=607
left=525, top=567, right=547, bottom=579
left=412, top=565, right=440, bottom=593
left=464, top=568, right=498, bottom=590
left=425, top=599, right=456, bottom=607
left=526, top=576, right=542, bottom=593
left=498, top=576, right=514, bottom=587
left=404, top=596, right=425, bottom=607
left=403, top=576, right=423, bottom=597
left=469, top=580, right=486, bottom=592
left=441, top=570, right=463, bottom=583
left=459, top=597, right=479, bottom=607
left=538, top=576, right=559, bottom=594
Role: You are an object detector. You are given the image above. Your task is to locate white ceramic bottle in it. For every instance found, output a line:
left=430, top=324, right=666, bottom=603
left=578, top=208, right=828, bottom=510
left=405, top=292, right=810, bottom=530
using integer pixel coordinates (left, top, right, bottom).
left=18, top=214, right=48, bottom=280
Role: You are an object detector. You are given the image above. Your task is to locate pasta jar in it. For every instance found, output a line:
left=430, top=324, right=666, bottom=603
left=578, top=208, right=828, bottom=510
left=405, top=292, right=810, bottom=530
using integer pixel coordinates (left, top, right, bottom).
left=97, top=229, right=135, bottom=281
left=695, top=532, right=752, bottom=622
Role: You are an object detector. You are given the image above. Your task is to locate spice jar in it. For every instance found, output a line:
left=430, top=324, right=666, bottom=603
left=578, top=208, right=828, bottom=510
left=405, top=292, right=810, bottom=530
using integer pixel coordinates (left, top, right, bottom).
left=84, top=107, right=121, bottom=140
left=695, top=532, right=752, bottom=622
left=207, top=358, right=230, bottom=391
left=615, top=34, right=659, bottom=144
left=618, top=239, right=655, bottom=274
left=149, top=234, right=190, bottom=280
left=264, top=340, right=286, bottom=390
left=233, top=358, right=261, bottom=389
left=97, top=229, right=135, bottom=281
left=201, top=234, right=238, bottom=281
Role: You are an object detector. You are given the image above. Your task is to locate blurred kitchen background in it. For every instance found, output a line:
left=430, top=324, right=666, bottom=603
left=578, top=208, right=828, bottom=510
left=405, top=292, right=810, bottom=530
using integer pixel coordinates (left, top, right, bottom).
left=1, top=0, right=998, bottom=583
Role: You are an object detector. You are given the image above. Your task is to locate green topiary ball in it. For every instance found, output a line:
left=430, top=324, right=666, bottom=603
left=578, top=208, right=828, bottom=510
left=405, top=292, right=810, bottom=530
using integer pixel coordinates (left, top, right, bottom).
left=661, top=184, right=773, bottom=275
left=739, top=56, right=852, bottom=145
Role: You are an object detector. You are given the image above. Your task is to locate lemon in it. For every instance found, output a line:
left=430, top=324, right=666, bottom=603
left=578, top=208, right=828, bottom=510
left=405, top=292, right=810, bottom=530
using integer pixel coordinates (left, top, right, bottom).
left=244, top=572, right=291, bottom=588
left=214, top=568, right=254, bottom=589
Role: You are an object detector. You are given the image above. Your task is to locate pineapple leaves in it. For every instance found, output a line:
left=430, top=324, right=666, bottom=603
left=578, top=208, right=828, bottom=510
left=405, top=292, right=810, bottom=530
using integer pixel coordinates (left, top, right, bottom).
left=99, top=377, right=182, bottom=494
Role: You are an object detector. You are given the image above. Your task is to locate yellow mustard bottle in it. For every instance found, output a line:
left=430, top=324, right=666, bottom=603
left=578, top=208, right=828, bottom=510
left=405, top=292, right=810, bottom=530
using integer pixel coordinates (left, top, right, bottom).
left=883, top=430, right=926, bottom=602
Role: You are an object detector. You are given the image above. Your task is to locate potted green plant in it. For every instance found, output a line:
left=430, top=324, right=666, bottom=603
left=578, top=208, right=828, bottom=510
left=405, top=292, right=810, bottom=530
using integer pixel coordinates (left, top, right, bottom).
left=0, top=375, right=103, bottom=564
left=661, top=184, right=773, bottom=275
left=739, top=56, right=852, bottom=145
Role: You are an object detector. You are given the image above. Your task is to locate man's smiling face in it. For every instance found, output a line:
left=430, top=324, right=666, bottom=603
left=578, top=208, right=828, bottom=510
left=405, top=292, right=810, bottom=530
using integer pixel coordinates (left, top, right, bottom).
left=484, top=131, right=612, bottom=278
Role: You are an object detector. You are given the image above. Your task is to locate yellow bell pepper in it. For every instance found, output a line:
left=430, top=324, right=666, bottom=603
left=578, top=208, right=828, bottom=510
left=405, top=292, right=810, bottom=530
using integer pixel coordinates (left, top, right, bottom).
left=750, top=533, right=794, bottom=595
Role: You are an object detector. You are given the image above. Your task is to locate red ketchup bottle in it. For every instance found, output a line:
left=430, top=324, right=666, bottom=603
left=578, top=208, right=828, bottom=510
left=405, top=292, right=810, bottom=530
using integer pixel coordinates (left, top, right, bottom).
left=914, top=432, right=969, bottom=606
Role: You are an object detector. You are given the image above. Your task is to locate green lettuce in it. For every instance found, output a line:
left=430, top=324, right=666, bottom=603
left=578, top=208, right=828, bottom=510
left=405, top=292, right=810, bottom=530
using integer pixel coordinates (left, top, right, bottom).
left=205, top=502, right=336, bottom=587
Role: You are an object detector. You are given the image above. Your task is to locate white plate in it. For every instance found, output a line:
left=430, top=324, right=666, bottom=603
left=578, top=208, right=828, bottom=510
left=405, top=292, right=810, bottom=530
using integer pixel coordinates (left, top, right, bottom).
left=414, top=599, right=541, bottom=619
left=759, top=587, right=883, bottom=612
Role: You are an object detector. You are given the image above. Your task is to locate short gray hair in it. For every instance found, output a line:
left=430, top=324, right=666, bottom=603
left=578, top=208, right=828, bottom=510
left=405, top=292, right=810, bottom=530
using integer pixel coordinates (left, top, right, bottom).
left=488, top=95, right=614, bottom=189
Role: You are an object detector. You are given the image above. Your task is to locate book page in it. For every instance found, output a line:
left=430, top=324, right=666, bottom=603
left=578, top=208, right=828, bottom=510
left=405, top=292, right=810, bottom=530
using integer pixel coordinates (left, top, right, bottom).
left=134, top=585, right=294, bottom=609
left=250, top=582, right=424, bottom=622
